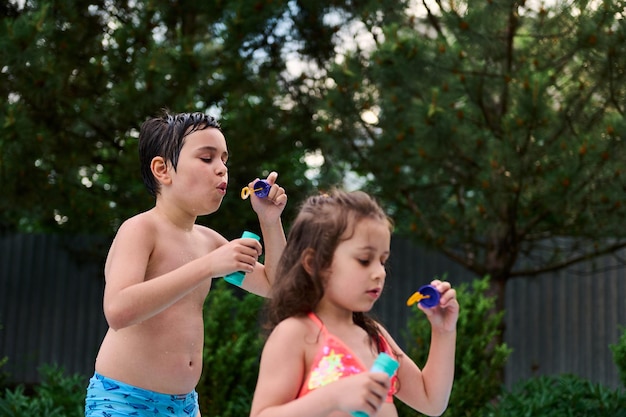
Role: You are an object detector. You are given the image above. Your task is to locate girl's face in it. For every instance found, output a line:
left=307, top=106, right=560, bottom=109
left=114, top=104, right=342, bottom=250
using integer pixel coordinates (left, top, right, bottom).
left=320, top=217, right=391, bottom=315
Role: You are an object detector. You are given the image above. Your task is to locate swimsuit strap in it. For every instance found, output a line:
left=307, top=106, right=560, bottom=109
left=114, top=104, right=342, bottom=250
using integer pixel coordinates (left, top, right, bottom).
left=307, top=312, right=328, bottom=336
left=379, top=334, right=394, bottom=357
left=308, top=312, right=392, bottom=357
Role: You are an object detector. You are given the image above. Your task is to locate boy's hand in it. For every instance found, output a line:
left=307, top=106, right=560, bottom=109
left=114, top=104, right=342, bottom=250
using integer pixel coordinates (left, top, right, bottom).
left=248, top=171, right=287, bottom=221
left=207, top=237, right=262, bottom=278
left=419, top=279, right=459, bottom=333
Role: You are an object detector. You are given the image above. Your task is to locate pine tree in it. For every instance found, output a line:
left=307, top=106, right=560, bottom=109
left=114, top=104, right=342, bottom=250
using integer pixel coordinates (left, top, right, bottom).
left=313, top=1, right=626, bottom=314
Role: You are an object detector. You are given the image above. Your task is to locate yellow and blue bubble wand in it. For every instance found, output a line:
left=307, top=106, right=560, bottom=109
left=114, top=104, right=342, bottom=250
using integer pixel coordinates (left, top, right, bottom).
left=407, top=285, right=440, bottom=308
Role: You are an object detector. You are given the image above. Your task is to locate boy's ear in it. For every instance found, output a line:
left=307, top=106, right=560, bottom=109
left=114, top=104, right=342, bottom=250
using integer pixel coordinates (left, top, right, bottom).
left=151, top=156, right=172, bottom=185
left=300, top=248, right=316, bottom=276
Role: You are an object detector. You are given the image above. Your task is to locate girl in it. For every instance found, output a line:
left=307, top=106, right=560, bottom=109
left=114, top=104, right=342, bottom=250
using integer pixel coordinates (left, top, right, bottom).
left=250, top=189, right=458, bottom=417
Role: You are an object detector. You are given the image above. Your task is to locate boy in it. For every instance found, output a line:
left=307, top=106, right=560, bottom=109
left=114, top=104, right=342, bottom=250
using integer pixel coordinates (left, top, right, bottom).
left=85, top=111, right=287, bottom=416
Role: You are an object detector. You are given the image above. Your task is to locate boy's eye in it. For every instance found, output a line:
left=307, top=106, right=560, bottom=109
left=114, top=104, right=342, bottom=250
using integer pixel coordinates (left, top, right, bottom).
left=201, top=158, right=212, bottom=163
left=358, top=259, right=370, bottom=266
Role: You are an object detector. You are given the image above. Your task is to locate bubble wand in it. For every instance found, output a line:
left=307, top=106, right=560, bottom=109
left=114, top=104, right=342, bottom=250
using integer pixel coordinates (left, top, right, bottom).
left=407, top=285, right=440, bottom=308
left=241, top=179, right=271, bottom=199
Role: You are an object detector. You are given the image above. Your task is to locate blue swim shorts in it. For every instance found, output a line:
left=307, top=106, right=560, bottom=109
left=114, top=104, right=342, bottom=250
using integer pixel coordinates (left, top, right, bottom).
left=85, top=372, right=199, bottom=416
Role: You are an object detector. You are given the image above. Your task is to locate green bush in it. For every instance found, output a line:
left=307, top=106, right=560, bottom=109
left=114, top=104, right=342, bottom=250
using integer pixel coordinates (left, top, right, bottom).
left=479, top=374, right=626, bottom=417
left=0, top=364, right=86, bottom=417
left=610, top=326, right=626, bottom=388
left=198, top=279, right=265, bottom=417
left=396, top=275, right=512, bottom=417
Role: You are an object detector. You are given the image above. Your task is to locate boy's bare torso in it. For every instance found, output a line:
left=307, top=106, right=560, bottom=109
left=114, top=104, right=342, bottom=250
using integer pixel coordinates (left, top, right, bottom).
left=95, top=211, right=220, bottom=395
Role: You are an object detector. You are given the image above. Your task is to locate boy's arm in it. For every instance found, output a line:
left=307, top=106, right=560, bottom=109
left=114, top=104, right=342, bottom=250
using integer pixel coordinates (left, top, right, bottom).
left=240, top=171, right=287, bottom=296
left=104, top=215, right=261, bottom=330
left=103, top=216, right=212, bottom=330
left=257, top=213, right=286, bottom=286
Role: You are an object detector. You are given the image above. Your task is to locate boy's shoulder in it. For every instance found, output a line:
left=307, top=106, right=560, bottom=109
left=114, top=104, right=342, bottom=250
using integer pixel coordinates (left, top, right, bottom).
left=113, top=211, right=227, bottom=251
left=117, top=210, right=158, bottom=233
left=192, top=223, right=227, bottom=244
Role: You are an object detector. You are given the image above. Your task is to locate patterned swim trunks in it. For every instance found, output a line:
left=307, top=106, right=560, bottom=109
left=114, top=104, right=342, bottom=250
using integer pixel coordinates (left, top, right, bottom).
left=85, top=372, right=199, bottom=416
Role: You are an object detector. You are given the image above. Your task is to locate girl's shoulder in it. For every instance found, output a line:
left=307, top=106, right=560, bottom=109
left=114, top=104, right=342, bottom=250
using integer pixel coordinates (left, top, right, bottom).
left=265, top=315, right=323, bottom=363
left=274, top=314, right=311, bottom=331
left=271, top=314, right=319, bottom=341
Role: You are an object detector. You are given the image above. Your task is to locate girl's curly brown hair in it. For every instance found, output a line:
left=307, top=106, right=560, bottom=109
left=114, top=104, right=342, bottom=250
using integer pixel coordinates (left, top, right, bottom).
left=264, top=188, right=394, bottom=353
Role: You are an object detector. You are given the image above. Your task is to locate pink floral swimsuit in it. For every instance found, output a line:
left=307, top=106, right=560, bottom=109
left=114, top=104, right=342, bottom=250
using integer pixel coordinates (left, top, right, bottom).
left=297, top=312, right=398, bottom=402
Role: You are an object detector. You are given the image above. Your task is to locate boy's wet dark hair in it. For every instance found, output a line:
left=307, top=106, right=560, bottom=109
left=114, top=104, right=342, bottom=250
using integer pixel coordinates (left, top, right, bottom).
left=138, top=110, right=222, bottom=197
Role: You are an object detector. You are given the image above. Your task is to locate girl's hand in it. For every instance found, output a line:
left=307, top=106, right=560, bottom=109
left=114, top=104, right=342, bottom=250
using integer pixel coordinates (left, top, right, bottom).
left=332, top=371, right=390, bottom=416
left=419, top=279, right=459, bottom=333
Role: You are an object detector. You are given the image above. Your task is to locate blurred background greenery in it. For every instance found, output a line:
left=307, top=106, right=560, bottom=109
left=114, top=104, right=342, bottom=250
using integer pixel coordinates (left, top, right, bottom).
left=1, top=0, right=626, bottom=415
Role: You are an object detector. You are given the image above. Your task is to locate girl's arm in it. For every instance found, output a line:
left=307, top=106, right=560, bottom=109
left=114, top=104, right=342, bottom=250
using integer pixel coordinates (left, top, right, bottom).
left=388, top=280, right=459, bottom=416
left=390, top=329, right=456, bottom=416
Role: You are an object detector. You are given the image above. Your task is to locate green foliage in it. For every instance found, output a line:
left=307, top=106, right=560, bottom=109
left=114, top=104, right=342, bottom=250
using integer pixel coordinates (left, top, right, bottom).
left=0, top=0, right=316, bottom=236
left=0, top=364, right=86, bottom=417
left=198, top=280, right=265, bottom=417
left=479, top=374, right=626, bottom=417
left=315, top=0, right=626, bottom=282
left=610, top=326, right=626, bottom=388
left=397, top=276, right=511, bottom=417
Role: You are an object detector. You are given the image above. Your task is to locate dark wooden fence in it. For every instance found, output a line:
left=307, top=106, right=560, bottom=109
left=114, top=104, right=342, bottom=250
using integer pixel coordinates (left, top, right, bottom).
left=376, top=237, right=626, bottom=390
left=1, top=233, right=625, bottom=390
left=0, top=234, right=109, bottom=385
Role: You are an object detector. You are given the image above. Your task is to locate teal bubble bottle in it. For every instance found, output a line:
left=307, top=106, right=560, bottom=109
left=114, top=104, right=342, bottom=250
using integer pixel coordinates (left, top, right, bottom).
left=224, top=231, right=260, bottom=286
left=351, top=352, right=399, bottom=417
